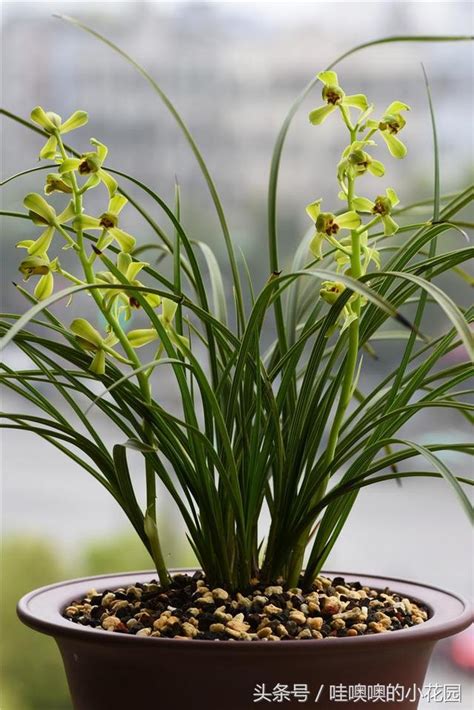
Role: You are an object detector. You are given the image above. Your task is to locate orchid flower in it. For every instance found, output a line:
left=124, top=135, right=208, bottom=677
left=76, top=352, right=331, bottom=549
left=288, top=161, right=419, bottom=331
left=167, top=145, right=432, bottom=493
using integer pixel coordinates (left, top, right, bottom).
left=353, top=188, right=400, bottom=235
left=365, top=101, right=410, bottom=158
left=306, top=200, right=361, bottom=260
left=59, top=138, right=118, bottom=197
left=70, top=318, right=131, bottom=375
left=16, top=193, right=75, bottom=256
left=73, top=195, right=136, bottom=253
left=96, top=252, right=161, bottom=318
left=30, top=106, right=88, bottom=160
left=128, top=298, right=189, bottom=352
left=309, top=71, right=369, bottom=126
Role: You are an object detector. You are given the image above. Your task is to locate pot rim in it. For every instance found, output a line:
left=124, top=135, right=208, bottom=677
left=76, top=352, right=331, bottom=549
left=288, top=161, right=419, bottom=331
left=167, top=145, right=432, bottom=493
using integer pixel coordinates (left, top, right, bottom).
left=17, top=568, right=472, bottom=650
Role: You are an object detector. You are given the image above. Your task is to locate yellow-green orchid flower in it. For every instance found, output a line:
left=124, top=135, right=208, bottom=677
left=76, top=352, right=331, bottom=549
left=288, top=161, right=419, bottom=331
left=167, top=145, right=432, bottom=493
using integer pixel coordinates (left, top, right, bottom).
left=73, top=195, right=136, bottom=253
left=30, top=106, right=88, bottom=160
left=128, top=298, right=189, bottom=352
left=16, top=193, right=75, bottom=256
left=59, top=138, right=117, bottom=197
left=337, top=140, right=385, bottom=184
left=366, top=101, right=410, bottom=158
left=309, top=71, right=369, bottom=126
left=319, top=281, right=363, bottom=335
left=96, top=252, right=161, bottom=317
left=18, top=254, right=59, bottom=301
left=70, top=318, right=130, bottom=375
left=306, top=199, right=361, bottom=260
left=353, top=188, right=400, bottom=235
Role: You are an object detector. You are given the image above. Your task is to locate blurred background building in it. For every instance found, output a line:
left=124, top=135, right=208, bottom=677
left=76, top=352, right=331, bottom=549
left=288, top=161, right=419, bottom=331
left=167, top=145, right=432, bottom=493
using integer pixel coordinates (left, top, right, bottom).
left=1, top=1, right=473, bottom=708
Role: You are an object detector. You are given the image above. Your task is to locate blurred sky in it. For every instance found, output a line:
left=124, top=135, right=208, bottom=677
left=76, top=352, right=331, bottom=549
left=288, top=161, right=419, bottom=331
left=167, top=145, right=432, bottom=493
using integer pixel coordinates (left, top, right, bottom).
left=1, top=1, right=473, bottom=594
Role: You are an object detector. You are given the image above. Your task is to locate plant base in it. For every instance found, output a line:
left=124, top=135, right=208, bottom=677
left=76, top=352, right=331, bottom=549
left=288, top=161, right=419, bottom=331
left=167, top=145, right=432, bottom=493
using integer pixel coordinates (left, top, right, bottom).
left=18, top=569, right=471, bottom=710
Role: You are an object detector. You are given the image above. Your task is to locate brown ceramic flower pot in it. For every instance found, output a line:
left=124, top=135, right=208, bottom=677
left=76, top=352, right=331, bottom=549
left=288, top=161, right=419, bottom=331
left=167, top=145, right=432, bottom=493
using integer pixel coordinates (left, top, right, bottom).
left=17, top=569, right=471, bottom=710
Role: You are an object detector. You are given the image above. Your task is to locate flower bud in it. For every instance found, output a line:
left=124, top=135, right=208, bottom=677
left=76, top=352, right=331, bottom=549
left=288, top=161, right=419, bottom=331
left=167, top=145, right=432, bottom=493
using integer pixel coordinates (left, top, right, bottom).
left=45, top=112, right=62, bottom=130
left=19, top=255, right=50, bottom=280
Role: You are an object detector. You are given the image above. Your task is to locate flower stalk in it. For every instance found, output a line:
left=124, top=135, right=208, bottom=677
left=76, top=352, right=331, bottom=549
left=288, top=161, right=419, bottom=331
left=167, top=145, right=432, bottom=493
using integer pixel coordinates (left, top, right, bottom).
left=54, top=127, right=169, bottom=588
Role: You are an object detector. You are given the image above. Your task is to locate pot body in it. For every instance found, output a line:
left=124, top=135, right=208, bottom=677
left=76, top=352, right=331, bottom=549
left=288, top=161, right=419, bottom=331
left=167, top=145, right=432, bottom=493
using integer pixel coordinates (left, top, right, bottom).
left=18, top=570, right=472, bottom=710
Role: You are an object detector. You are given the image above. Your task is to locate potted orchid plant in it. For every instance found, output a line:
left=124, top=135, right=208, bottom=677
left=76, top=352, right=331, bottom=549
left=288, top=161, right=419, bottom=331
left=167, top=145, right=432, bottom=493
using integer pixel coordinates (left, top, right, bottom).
left=1, top=19, right=472, bottom=710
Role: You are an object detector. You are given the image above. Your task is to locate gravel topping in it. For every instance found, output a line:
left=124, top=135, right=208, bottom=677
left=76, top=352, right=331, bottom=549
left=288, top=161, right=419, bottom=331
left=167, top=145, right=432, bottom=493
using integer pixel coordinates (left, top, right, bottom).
left=63, top=573, right=429, bottom=641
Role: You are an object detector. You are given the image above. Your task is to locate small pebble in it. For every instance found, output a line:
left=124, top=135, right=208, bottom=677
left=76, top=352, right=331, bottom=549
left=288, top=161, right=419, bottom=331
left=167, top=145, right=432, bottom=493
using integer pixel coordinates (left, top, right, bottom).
left=63, top=574, right=428, bottom=642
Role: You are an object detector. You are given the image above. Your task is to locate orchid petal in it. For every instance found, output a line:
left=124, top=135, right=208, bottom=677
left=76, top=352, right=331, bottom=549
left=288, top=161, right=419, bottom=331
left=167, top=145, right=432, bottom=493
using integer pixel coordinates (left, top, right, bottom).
left=368, top=159, right=385, bottom=177
left=352, top=197, right=374, bottom=213
left=27, top=226, right=55, bottom=255
left=306, top=200, right=322, bottom=221
left=108, top=194, right=127, bottom=215
left=161, top=297, right=178, bottom=325
left=309, top=231, right=324, bottom=260
left=145, top=293, right=162, bottom=308
left=128, top=328, right=158, bottom=348
left=337, top=211, right=361, bottom=230
left=117, top=252, right=132, bottom=274
left=90, top=138, right=108, bottom=162
left=16, top=240, right=35, bottom=250
left=34, top=272, right=54, bottom=301
left=343, top=94, right=369, bottom=111
left=73, top=214, right=102, bottom=231
left=317, top=71, right=339, bottom=87
left=110, top=227, right=136, bottom=253
left=83, top=174, right=101, bottom=191
left=90, top=349, right=106, bottom=375
left=382, top=214, right=399, bottom=236
left=385, top=101, right=410, bottom=114
left=381, top=132, right=407, bottom=159
left=23, top=193, right=56, bottom=224
left=98, top=169, right=118, bottom=197
left=126, top=262, right=148, bottom=281
left=309, top=104, right=336, bottom=125
left=31, top=107, right=57, bottom=132
left=57, top=201, right=76, bottom=224
left=71, top=318, right=103, bottom=348
left=386, top=187, right=400, bottom=207
left=59, top=158, right=82, bottom=174
left=60, top=110, right=89, bottom=134
left=39, top=135, right=58, bottom=160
